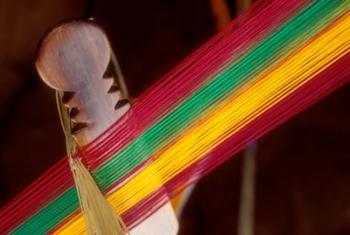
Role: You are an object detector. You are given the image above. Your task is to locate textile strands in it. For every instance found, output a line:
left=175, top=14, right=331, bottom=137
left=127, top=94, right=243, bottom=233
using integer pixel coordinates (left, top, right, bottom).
left=0, top=0, right=349, bottom=234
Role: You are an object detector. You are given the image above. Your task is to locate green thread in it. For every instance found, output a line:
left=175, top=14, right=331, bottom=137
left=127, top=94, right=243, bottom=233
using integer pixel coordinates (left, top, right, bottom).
left=11, top=1, right=348, bottom=233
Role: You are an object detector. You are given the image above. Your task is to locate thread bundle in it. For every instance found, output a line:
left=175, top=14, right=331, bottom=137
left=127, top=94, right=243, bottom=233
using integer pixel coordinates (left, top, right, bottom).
left=0, top=0, right=349, bottom=234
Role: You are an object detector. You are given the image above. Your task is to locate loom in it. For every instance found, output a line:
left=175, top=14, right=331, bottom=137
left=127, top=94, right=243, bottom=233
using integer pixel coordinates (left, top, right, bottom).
left=0, top=0, right=349, bottom=234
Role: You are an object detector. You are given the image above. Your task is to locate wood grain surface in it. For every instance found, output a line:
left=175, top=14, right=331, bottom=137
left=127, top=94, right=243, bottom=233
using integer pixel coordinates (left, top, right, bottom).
left=36, top=21, right=129, bottom=145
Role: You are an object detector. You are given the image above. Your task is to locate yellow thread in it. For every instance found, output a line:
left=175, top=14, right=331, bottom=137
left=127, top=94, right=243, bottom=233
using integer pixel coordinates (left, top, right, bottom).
left=55, top=13, right=350, bottom=234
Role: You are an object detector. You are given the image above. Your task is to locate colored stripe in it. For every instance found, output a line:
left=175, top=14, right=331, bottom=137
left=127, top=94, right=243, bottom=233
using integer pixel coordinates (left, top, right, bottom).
left=54, top=10, right=350, bottom=234
left=0, top=0, right=348, bottom=234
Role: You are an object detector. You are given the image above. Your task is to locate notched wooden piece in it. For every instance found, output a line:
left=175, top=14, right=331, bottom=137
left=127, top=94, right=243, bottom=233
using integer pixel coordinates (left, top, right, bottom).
left=36, top=21, right=179, bottom=235
left=36, top=21, right=130, bottom=146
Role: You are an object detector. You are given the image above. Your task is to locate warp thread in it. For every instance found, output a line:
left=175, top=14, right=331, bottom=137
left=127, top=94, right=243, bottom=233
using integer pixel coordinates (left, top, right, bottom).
left=0, top=0, right=349, bottom=234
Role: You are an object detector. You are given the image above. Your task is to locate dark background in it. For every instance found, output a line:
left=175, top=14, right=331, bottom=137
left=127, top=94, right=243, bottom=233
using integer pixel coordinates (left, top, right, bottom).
left=0, top=0, right=349, bottom=234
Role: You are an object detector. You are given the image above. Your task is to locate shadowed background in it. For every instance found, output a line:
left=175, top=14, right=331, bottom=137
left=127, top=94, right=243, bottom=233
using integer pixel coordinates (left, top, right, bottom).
left=0, top=0, right=349, bottom=234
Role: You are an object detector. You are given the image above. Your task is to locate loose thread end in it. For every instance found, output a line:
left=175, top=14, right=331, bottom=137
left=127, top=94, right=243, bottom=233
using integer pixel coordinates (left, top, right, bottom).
left=56, top=91, right=128, bottom=235
left=70, top=158, right=128, bottom=235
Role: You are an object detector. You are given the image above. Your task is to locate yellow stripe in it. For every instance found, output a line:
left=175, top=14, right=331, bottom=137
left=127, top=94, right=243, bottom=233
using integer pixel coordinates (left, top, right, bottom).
left=55, top=13, right=350, bottom=234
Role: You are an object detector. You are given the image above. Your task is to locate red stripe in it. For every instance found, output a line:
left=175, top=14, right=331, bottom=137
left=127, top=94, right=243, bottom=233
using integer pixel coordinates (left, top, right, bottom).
left=84, top=0, right=307, bottom=168
left=117, top=53, right=350, bottom=228
left=0, top=0, right=319, bottom=232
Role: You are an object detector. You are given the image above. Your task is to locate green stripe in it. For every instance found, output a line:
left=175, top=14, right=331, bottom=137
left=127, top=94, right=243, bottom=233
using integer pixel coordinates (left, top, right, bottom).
left=96, top=0, right=346, bottom=187
left=12, top=1, right=348, bottom=233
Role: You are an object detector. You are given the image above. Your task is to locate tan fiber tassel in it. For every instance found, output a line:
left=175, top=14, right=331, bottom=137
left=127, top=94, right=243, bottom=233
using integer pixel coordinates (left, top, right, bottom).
left=56, top=91, right=128, bottom=235
left=69, top=158, right=128, bottom=234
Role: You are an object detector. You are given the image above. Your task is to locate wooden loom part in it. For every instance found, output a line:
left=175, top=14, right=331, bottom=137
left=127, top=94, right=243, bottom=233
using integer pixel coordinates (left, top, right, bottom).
left=35, top=21, right=178, bottom=235
left=36, top=21, right=130, bottom=146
